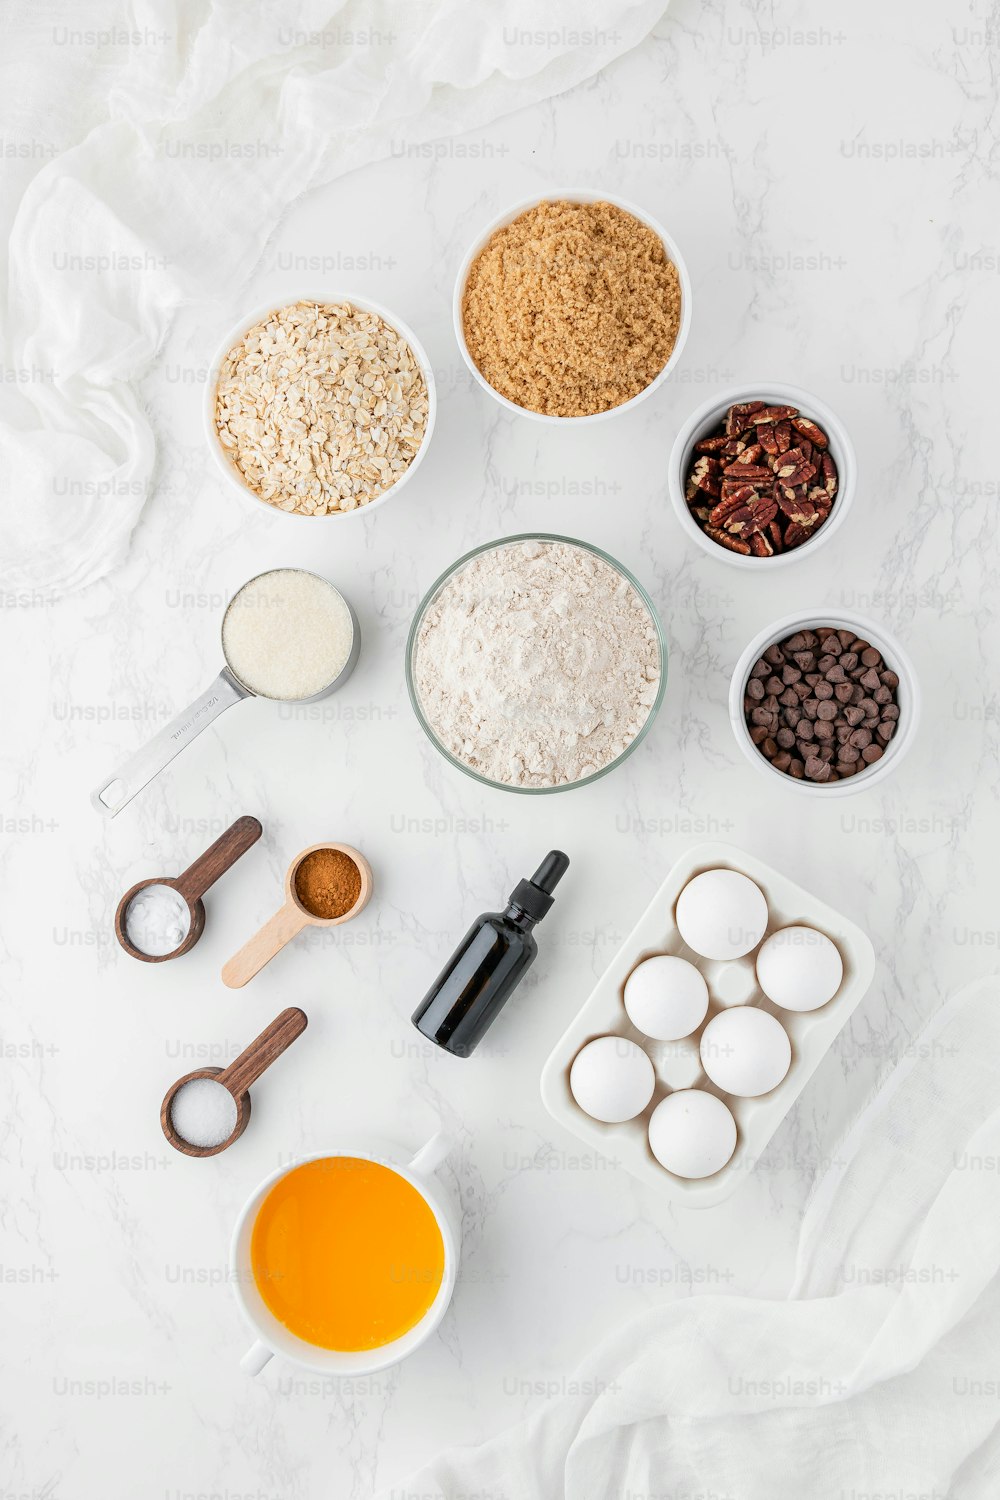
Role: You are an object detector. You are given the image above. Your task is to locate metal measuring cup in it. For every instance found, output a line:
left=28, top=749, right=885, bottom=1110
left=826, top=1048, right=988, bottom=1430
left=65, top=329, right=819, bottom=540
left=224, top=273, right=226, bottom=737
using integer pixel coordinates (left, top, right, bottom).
left=91, top=569, right=359, bottom=818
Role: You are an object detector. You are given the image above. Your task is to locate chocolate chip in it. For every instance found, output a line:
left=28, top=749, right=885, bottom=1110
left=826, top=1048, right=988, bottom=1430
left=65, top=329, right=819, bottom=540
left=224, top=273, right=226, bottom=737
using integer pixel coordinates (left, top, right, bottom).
left=793, top=651, right=815, bottom=671
left=839, top=652, right=858, bottom=671
left=859, top=668, right=881, bottom=692
left=751, top=660, right=770, bottom=680
left=825, top=664, right=846, bottom=684
left=797, top=720, right=815, bottom=742
left=772, top=751, right=792, bottom=771
left=805, top=755, right=831, bottom=781
left=877, top=721, right=896, bottom=744
left=817, top=654, right=838, bottom=674
left=779, top=687, right=799, bottom=708
left=747, top=678, right=765, bottom=701
left=785, top=633, right=808, bottom=652
left=814, top=720, right=835, bottom=741
left=777, top=727, right=796, bottom=749
left=764, top=644, right=785, bottom=666
left=881, top=670, right=899, bottom=689
left=860, top=647, right=881, bottom=668
left=834, top=682, right=854, bottom=703
left=789, top=758, right=805, bottom=778
left=861, top=744, right=883, bottom=764
left=873, top=686, right=892, bottom=705
left=814, top=680, right=834, bottom=701
left=762, top=737, right=778, bottom=757
left=849, top=728, right=871, bottom=749
left=815, top=700, right=838, bottom=721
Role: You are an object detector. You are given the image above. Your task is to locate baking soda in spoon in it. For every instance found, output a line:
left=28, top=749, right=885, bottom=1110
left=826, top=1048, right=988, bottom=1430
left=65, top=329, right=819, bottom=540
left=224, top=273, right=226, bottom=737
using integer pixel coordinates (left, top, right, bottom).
left=125, top=884, right=191, bottom=957
left=170, top=1078, right=238, bottom=1149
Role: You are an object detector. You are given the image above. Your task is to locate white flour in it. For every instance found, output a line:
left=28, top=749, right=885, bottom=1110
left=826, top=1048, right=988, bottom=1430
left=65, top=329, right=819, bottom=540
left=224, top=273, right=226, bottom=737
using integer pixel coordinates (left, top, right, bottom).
left=413, top=539, right=661, bottom=788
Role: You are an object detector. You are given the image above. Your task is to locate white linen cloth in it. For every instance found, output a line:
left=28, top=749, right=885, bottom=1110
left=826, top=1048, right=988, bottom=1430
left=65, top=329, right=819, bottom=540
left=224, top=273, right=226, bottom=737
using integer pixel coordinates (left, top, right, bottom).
left=0, top=0, right=669, bottom=596
left=384, top=975, right=1000, bottom=1498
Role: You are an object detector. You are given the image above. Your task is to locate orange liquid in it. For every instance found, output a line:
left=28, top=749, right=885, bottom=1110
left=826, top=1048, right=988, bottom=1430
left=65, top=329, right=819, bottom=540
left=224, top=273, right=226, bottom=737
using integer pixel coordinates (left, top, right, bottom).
left=250, top=1157, right=446, bottom=1351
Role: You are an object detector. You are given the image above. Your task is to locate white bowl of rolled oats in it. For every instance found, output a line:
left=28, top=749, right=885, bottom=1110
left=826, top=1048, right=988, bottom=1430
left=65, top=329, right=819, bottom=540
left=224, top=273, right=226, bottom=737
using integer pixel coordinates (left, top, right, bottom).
left=206, top=295, right=436, bottom=518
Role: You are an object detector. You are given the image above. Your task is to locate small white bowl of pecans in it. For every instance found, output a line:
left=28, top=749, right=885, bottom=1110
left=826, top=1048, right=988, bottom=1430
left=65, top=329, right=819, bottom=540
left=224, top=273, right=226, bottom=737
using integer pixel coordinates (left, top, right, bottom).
left=668, top=383, right=855, bottom=567
left=206, top=295, right=436, bottom=519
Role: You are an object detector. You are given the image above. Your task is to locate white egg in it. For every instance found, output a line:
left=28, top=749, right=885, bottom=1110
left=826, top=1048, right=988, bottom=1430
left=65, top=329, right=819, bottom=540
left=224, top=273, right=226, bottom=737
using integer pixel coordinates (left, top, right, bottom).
left=700, top=1007, right=791, bottom=1097
left=648, top=1090, right=737, bottom=1179
left=623, top=955, right=709, bottom=1040
left=756, top=926, right=844, bottom=1012
left=569, top=1036, right=655, bottom=1123
left=675, top=869, right=769, bottom=960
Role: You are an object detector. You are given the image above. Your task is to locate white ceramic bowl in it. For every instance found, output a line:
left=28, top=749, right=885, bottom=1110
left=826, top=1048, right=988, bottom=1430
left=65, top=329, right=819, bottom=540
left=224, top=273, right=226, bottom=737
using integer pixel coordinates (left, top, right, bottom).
left=230, top=1134, right=458, bottom=1377
left=205, top=293, right=437, bottom=519
left=729, top=609, right=920, bottom=797
left=668, top=383, right=856, bottom=569
left=453, top=189, right=692, bottom=424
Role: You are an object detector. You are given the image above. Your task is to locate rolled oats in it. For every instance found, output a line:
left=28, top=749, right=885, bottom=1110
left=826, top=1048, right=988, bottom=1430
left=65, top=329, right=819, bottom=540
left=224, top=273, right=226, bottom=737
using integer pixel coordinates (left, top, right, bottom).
left=214, top=300, right=429, bottom=516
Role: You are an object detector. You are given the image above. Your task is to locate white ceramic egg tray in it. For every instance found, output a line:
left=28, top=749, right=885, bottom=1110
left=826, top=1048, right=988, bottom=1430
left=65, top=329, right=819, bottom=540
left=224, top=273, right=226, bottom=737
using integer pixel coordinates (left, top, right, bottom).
left=540, top=842, right=876, bottom=1207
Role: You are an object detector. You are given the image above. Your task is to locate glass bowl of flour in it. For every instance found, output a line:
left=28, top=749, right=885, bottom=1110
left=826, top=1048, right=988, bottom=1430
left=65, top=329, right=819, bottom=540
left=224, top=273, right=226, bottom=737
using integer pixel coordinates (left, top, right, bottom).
left=406, top=534, right=666, bottom=793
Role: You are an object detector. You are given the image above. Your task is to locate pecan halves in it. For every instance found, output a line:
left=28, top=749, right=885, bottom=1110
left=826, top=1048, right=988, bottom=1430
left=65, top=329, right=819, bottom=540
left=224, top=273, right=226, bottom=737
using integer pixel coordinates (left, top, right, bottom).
left=685, top=399, right=839, bottom=559
left=704, top=524, right=751, bottom=555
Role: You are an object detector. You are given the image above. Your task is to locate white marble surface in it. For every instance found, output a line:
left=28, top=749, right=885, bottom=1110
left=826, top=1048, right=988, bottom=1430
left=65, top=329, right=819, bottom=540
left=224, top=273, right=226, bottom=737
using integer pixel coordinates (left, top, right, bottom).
left=6, top=2, right=1000, bottom=1495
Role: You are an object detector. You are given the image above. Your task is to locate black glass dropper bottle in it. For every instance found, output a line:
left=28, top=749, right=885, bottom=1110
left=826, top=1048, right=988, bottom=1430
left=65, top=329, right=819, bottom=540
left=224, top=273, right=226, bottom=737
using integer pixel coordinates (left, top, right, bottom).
left=411, top=851, right=570, bottom=1058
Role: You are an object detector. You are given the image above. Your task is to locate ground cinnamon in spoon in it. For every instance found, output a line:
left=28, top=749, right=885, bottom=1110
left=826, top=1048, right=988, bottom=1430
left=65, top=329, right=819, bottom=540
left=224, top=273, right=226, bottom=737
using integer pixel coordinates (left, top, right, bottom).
left=295, top=848, right=362, bottom=919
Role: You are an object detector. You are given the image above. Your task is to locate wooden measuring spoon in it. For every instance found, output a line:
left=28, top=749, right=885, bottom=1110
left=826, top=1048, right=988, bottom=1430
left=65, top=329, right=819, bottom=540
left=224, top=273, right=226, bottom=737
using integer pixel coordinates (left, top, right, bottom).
left=116, top=815, right=263, bottom=963
left=221, top=841, right=372, bottom=989
left=160, top=1006, right=308, bottom=1158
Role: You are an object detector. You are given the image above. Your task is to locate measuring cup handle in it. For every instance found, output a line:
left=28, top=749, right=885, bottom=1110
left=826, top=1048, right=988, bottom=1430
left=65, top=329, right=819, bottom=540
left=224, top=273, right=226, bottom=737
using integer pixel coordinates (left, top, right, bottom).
left=175, top=816, right=263, bottom=903
left=221, top=903, right=310, bottom=989
left=91, top=669, right=248, bottom=818
left=219, top=1007, right=308, bottom=1097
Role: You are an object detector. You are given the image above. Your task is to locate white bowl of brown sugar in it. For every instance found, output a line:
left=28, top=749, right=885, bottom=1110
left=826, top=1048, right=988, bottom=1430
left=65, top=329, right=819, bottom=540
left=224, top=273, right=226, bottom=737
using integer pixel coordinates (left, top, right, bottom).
left=453, top=191, right=692, bottom=424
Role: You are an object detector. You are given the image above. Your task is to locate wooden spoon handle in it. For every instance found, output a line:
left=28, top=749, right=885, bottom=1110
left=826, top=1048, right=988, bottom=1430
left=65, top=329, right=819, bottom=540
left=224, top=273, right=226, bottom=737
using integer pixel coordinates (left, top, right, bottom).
left=175, top=815, right=262, bottom=903
left=221, top=901, right=310, bottom=989
left=219, top=1007, right=308, bottom=1098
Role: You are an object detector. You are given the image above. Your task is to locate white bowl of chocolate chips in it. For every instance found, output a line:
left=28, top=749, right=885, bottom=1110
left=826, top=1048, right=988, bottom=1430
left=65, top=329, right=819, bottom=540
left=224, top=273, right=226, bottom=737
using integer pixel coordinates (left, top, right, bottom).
left=729, top=610, right=921, bottom=794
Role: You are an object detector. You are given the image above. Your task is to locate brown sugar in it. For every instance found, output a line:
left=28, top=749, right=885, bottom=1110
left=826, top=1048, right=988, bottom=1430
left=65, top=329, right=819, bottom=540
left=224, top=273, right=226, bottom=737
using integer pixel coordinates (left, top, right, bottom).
left=461, top=200, right=682, bottom=418
left=295, top=847, right=362, bottom=919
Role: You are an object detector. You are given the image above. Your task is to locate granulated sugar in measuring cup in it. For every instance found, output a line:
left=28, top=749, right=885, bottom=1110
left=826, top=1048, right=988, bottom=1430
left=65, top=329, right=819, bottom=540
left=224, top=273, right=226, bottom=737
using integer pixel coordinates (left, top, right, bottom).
left=92, top=570, right=359, bottom=818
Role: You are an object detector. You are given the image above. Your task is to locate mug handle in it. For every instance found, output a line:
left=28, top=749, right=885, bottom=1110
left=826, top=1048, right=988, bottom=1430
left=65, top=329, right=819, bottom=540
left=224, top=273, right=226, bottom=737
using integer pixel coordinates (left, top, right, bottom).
left=240, top=1340, right=273, bottom=1376
left=408, top=1130, right=452, bottom=1179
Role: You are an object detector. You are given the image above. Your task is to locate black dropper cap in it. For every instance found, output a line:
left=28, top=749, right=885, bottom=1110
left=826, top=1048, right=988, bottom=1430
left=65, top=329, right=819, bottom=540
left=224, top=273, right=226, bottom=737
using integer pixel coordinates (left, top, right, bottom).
left=508, top=850, right=570, bottom=923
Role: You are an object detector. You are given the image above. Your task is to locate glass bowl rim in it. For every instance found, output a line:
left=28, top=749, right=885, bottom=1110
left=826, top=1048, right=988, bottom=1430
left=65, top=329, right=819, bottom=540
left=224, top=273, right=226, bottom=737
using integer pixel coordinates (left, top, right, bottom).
left=404, top=531, right=667, bottom=794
